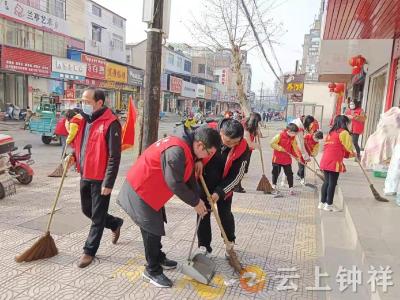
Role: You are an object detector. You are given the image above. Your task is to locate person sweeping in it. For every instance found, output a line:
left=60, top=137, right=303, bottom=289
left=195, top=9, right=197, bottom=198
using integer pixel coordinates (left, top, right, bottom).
left=319, top=115, right=355, bottom=212
left=196, top=119, right=250, bottom=258
left=116, top=126, right=220, bottom=288
left=301, top=130, right=324, bottom=182
left=270, top=123, right=303, bottom=196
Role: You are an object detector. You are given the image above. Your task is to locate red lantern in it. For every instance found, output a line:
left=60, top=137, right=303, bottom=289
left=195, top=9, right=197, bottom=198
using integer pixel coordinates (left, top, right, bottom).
left=328, top=82, right=336, bottom=92
left=334, top=83, right=345, bottom=94
left=349, top=55, right=366, bottom=75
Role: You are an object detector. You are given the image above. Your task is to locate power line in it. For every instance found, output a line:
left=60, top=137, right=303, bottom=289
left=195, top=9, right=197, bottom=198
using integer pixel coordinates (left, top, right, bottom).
left=252, top=0, right=283, bottom=76
left=240, top=0, right=281, bottom=82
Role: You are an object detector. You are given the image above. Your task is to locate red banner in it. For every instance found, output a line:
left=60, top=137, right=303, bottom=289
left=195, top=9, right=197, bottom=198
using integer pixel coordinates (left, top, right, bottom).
left=170, top=76, right=182, bottom=94
left=0, top=46, right=51, bottom=77
left=81, top=54, right=106, bottom=80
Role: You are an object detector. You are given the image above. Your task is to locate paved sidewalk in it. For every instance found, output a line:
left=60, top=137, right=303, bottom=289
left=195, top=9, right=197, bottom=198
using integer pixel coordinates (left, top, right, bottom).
left=0, top=125, right=324, bottom=300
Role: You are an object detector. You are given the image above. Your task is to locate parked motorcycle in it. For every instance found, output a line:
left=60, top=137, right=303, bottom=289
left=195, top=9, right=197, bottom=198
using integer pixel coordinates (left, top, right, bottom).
left=1, top=144, right=34, bottom=185
left=5, top=104, right=26, bottom=121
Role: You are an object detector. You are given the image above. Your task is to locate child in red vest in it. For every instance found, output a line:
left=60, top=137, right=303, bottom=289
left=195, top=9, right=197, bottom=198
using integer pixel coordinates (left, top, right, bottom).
left=297, top=131, right=324, bottom=185
left=270, top=123, right=302, bottom=195
left=319, top=115, right=354, bottom=212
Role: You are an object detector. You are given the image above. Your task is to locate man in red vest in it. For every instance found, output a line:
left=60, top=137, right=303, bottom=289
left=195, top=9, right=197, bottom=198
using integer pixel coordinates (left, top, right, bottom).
left=68, top=88, right=123, bottom=268
left=196, top=119, right=250, bottom=257
left=117, top=126, right=221, bottom=288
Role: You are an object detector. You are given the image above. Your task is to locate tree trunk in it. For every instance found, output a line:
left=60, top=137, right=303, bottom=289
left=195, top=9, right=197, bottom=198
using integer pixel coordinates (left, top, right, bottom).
left=232, top=45, right=250, bottom=116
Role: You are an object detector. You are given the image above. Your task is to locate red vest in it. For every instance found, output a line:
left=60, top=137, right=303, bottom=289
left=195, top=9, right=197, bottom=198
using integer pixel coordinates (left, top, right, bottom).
left=345, top=107, right=365, bottom=134
left=55, top=117, right=68, bottom=136
left=320, top=129, right=350, bottom=173
left=309, top=120, right=320, bottom=134
left=272, top=130, right=296, bottom=165
left=126, top=136, right=194, bottom=211
left=74, top=108, right=117, bottom=180
left=304, top=133, right=318, bottom=156
left=208, top=121, right=218, bottom=129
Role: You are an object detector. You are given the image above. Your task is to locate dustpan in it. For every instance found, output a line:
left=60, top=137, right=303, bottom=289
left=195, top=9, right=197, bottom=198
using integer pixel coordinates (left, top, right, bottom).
left=181, top=217, right=216, bottom=285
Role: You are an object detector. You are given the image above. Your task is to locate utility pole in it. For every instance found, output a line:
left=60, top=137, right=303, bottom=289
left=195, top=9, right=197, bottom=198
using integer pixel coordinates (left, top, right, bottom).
left=141, top=0, right=164, bottom=152
left=259, top=82, right=263, bottom=111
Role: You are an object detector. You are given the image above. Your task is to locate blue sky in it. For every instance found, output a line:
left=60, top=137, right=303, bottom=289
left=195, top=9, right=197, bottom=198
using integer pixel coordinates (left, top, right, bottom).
left=96, top=0, right=323, bottom=92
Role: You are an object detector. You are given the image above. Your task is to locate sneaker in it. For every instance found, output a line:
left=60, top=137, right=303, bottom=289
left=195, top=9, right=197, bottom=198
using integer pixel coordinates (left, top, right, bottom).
left=160, top=258, right=178, bottom=270
left=198, top=246, right=212, bottom=256
left=300, top=179, right=306, bottom=186
left=142, top=270, right=173, bottom=288
left=288, top=189, right=297, bottom=196
left=317, top=202, right=324, bottom=209
left=323, top=203, right=341, bottom=212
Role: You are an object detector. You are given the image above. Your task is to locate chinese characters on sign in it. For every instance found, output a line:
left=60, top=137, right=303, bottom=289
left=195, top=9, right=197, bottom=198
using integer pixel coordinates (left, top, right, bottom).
left=82, top=54, right=106, bottom=80
left=127, top=67, right=144, bottom=87
left=105, top=62, right=127, bottom=83
left=283, top=74, right=305, bottom=102
left=196, top=84, right=205, bottom=98
left=181, top=81, right=197, bottom=98
left=51, top=57, right=87, bottom=81
left=169, top=76, right=182, bottom=94
left=0, top=0, right=69, bottom=35
left=0, top=46, right=51, bottom=77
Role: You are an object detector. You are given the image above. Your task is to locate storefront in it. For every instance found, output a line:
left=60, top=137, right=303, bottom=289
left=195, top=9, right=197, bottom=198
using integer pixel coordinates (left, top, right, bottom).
left=0, top=46, right=52, bottom=110
left=196, top=84, right=206, bottom=113
left=181, top=80, right=197, bottom=114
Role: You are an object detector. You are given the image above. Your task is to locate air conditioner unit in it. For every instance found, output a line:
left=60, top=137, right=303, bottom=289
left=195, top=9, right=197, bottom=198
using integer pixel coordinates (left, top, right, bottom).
left=91, top=40, right=97, bottom=47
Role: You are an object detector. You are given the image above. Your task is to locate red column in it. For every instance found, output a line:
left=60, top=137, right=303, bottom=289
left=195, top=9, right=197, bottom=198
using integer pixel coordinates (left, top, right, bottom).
left=385, top=58, right=398, bottom=111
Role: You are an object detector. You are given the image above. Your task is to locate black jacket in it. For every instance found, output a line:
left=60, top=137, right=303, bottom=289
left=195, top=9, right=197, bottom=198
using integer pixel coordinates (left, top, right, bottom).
left=80, top=107, right=121, bottom=188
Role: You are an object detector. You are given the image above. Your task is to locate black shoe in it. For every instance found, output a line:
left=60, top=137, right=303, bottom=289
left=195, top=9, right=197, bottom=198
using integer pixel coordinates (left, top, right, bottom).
left=142, top=270, right=173, bottom=288
left=160, top=257, right=178, bottom=270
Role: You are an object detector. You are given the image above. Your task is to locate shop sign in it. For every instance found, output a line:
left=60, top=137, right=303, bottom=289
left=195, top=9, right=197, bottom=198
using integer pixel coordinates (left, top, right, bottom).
left=128, top=67, right=144, bottom=87
left=65, top=89, right=75, bottom=99
left=169, top=76, right=182, bottom=94
left=205, top=86, right=213, bottom=100
left=82, top=54, right=106, bottom=80
left=0, top=0, right=69, bottom=36
left=283, top=74, right=305, bottom=102
left=75, top=78, right=138, bottom=92
left=105, top=62, right=127, bottom=83
left=221, top=68, right=229, bottom=85
left=196, top=84, right=205, bottom=98
left=181, top=81, right=196, bottom=98
left=52, top=57, right=87, bottom=80
left=0, top=46, right=51, bottom=77
left=161, top=74, right=168, bottom=91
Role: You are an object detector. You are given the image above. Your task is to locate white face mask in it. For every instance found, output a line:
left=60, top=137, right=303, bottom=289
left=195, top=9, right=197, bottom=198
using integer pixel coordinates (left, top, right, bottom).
left=82, top=104, right=94, bottom=116
left=349, top=103, right=356, bottom=109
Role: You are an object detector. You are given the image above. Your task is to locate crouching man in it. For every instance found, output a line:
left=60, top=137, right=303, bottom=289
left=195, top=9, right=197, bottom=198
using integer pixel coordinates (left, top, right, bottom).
left=116, top=126, right=221, bottom=288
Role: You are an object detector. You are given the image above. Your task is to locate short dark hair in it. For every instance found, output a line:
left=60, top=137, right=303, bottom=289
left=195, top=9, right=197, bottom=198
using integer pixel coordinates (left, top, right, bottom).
left=84, top=88, right=106, bottom=103
left=220, top=119, right=244, bottom=139
left=303, top=115, right=315, bottom=131
left=65, top=109, right=77, bottom=120
left=314, top=131, right=323, bottom=140
left=286, top=123, right=299, bottom=133
left=194, top=126, right=221, bottom=150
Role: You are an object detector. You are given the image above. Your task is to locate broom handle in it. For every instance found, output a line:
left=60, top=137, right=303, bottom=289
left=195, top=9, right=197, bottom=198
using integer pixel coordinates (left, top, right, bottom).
left=312, top=156, right=321, bottom=170
left=187, top=216, right=202, bottom=261
left=199, top=176, right=231, bottom=246
left=355, top=159, right=373, bottom=185
left=257, top=135, right=266, bottom=175
left=286, top=151, right=322, bottom=178
left=46, top=155, right=70, bottom=232
left=61, top=143, right=68, bottom=161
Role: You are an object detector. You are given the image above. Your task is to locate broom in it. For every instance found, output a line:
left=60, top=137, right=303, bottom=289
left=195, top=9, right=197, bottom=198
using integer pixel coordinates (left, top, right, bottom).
left=286, top=151, right=325, bottom=182
left=48, top=144, right=68, bottom=177
left=255, top=135, right=273, bottom=194
left=356, top=159, right=389, bottom=202
left=16, top=155, right=71, bottom=262
left=199, top=175, right=243, bottom=274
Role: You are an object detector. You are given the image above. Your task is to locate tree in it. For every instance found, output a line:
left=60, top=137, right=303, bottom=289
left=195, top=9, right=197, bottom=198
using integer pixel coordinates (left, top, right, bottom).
left=189, top=0, right=282, bottom=115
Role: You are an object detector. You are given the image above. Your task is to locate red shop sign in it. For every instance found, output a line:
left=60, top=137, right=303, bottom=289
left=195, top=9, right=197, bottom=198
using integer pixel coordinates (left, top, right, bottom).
left=81, top=54, right=106, bottom=80
left=65, top=89, right=75, bottom=99
left=0, top=46, right=51, bottom=77
left=170, top=76, right=183, bottom=94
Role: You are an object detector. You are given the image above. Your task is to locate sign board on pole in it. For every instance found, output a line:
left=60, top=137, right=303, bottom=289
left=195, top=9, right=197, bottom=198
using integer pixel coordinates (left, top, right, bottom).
left=142, top=0, right=171, bottom=38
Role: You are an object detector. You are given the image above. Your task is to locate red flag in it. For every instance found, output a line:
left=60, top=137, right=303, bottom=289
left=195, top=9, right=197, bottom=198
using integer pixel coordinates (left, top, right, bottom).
left=121, top=96, right=137, bottom=151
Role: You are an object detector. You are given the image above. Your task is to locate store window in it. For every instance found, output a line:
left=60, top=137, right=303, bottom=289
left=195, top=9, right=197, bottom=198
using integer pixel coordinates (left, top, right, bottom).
left=92, top=24, right=102, bottom=42
left=92, top=5, right=102, bottom=17
left=112, top=34, right=124, bottom=50
left=184, top=60, right=191, bottom=72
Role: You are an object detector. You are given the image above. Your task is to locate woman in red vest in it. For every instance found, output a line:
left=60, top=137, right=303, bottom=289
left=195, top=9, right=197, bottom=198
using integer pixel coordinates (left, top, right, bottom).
left=345, top=100, right=366, bottom=160
left=319, top=115, right=355, bottom=212
left=117, top=126, right=221, bottom=288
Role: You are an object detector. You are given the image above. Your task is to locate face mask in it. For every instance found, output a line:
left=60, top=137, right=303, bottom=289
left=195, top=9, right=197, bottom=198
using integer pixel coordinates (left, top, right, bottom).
left=82, top=104, right=94, bottom=116
left=350, top=104, right=355, bottom=109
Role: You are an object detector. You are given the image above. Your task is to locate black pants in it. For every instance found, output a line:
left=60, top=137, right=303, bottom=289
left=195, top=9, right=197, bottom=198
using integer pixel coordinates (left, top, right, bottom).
left=197, top=196, right=236, bottom=249
left=352, top=134, right=361, bottom=157
left=272, top=164, right=294, bottom=188
left=321, top=171, right=340, bottom=205
left=297, top=162, right=305, bottom=179
left=140, top=228, right=166, bottom=276
left=80, top=180, right=122, bottom=256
